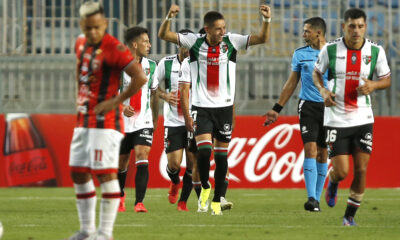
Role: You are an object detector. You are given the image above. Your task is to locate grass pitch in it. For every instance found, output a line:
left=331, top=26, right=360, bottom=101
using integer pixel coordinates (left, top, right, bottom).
left=0, top=188, right=399, bottom=240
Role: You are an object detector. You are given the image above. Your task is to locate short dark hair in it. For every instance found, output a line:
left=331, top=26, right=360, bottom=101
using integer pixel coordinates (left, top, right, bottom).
left=344, top=8, right=366, bottom=22
left=178, top=29, right=194, bottom=34
left=203, top=11, right=224, bottom=27
left=304, top=17, right=326, bottom=35
left=124, top=26, right=148, bottom=45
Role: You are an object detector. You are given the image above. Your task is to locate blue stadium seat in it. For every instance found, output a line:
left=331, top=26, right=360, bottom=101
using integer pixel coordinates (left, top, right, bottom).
left=271, top=0, right=295, bottom=8
left=284, top=10, right=307, bottom=36
left=378, top=0, right=399, bottom=8
left=349, top=0, right=374, bottom=8
left=367, top=11, right=384, bottom=37
left=303, top=0, right=327, bottom=8
left=322, top=11, right=338, bottom=37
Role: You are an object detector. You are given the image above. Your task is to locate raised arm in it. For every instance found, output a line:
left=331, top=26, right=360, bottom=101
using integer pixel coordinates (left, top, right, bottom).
left=94, top=61, right=147, bottom=114
left=248, top=4, right=271, bottom=46
left=158, top=4, right=180, bottom=44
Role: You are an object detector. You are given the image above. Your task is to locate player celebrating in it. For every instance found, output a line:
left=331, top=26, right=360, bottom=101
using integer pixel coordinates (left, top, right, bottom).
left=68, top=2, right=146, bottom=240
left=264, top=17, right=328, bottom=212
left=117, top=26, right=159, bottom=213
left=155, top=29, right=197, bottom=211
left=159, top=4, right=271, bottom=215
left=313, top=8, right=391, bottom=225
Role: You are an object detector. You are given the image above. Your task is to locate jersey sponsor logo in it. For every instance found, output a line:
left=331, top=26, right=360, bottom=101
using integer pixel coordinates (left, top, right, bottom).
left=336, top=56, right=345, bottom=59
left=362, top=55, right=371, bottom=65
left=301, top=126, right=308, bottom=134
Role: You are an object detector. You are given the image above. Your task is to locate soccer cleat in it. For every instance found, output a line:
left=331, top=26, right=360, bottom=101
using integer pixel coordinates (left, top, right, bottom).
left=197, top=187, right=211, bottom=212
left=304, top=197, right=321, bottom=212
left=343, top=216, right=357, bottom=226
left=118, top=193, right=126, bottom=212
left=134, top=202, right=148, bottom=213
left=86, top=232, right=113, bottom=240
left=325, top=181, right=338, bottom=207
left=177, top=201, right=189, bottom=211
left=220, top=197, right=233, bottom=211
left=168, top=182, right=180, bottom=204
left=211, top=201, right=222, bottom=216
left=66, top=231, right=91, bottom=240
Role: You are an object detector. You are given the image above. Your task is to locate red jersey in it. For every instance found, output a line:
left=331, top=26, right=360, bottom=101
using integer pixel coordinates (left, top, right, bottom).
left=75, top=33, right=134, bottom=132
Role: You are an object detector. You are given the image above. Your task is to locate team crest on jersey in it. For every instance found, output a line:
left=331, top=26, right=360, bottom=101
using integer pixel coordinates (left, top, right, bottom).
left=351, top=52, right=357, bottom=64
left=144, top=68, right=150, bottom=75
left=222, top=45, right=228, bottom=53
left=92, top=59, right=101, bottom=72
left=362, top=55, right=371, bottom=65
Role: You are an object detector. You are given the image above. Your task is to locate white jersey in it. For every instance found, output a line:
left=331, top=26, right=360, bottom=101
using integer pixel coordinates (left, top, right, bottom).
left=122, top=57, right=158, bottom=133
left=178, top=32, right=249, bottom=108
left=156, top=55, right=190, bottom=127
left=315, top=37, right=391, bottom=127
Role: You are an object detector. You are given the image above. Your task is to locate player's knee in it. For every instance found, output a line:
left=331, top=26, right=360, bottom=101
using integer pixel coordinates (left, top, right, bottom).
left=167, top=161, right=180, bottom=171
left=136, top=150, right=149, bottom=160
left=353, top=166, right=367, bottom=178
left=334, top=169, right=348, bottom=181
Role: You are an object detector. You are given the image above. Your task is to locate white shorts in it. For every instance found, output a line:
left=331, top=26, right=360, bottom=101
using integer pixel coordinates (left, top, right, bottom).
left=69, top=127, right=124, bottom=174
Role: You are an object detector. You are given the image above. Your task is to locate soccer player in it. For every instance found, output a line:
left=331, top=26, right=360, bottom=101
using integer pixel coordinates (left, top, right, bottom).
left=68, top=2, right=147, bottom=240
left=155, top=29, right=197, bottom=211
left=180, top=53, right=233, bottom=212
left=159, top=4, right=271, bottom=215
left=313, top=8, right=391, bottom=225
left=264, top=17, right=328, bottom=212
left=117, top=26, right=159, bottom=213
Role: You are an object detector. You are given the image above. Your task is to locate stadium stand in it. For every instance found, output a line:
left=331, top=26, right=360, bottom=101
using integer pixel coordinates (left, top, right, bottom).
left=0, top=0, right=399, bottom=115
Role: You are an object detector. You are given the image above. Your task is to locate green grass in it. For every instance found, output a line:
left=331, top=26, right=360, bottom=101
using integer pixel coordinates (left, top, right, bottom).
left=0, top=188, right=399, bottom=240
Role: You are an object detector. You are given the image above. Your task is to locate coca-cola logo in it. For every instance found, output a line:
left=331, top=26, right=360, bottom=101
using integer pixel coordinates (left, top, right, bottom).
left=9, top=156, right=48, bottom=176
left=159, top=124, right=305, bottom=184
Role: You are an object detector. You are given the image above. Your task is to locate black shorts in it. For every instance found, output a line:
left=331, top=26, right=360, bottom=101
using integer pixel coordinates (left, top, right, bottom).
left=191, top=105, right=233, bottom=143
left=325, top=124, right=373, bottom=158
left=298, top=100, right=326, bottom=148
left=187, top=129, right=198, bottom=153
left=120, top=128, right=153, bottom=155
left=164, top=126, right=188, bottom=153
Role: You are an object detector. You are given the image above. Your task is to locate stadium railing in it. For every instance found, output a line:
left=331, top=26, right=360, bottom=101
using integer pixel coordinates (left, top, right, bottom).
left=0, top=0, right=399, bottom=116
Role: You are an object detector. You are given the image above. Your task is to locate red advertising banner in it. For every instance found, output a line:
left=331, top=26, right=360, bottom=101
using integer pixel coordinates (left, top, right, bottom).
left=0, top=114, right=399, bottom=188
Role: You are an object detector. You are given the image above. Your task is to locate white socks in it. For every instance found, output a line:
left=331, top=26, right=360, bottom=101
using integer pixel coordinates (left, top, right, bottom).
left=74, top=180, right=96, bottom=235
left=99, top=179, right=121, bottom=237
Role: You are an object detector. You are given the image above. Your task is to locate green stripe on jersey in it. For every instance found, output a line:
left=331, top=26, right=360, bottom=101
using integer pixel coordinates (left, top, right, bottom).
left=366, top=45, right=380, bottom=105
left=223, top=36, right=237, bottom=93
left=145, top=60, right=157, bottom=111
left=368, top=46, right=379, bottom=80
left=327, top=44, right=337, bottom=94
left=190, top=37, right=205, bottom=87
left=164, top=60, right=173, bottom=91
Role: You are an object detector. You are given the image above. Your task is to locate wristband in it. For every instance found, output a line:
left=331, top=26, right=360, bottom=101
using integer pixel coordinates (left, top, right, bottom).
left=272, top=103, right=283, bottom=113
left=262, top=16, right=271, bottom=22
left=165, top=16, right=172, bottom=21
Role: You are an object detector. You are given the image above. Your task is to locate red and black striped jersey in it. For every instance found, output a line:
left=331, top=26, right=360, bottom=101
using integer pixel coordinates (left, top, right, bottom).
left=75, top=33, right=134, bottom=132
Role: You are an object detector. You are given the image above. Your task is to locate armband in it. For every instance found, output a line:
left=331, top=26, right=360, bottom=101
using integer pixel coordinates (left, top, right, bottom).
left=272, top=103, right=283, bottom=113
